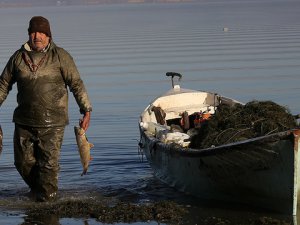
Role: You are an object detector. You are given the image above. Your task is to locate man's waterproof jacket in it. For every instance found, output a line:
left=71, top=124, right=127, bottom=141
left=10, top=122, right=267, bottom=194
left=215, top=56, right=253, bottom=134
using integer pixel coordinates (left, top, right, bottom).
left=0, top=40, right=92, bottom=127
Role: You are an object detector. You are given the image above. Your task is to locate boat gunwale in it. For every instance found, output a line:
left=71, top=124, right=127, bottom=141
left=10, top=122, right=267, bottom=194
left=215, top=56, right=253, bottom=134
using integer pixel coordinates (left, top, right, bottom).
left=140, top=126, right=299, bottom=157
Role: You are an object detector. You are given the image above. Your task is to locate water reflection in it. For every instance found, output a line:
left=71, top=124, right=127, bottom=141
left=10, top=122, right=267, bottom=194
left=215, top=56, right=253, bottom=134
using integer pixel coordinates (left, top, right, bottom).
left=21, top=213, right=61, bottom=225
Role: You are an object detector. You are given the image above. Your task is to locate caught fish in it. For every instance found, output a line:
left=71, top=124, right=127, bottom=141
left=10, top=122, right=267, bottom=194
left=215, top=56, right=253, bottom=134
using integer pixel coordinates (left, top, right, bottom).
left=74, top=126, right=94, bottom=176
left=0, top=125, right=3, bottom=155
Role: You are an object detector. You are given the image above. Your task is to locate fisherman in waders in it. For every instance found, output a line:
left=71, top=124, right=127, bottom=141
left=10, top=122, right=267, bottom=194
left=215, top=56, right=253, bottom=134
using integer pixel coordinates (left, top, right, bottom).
left=0, top=16, right=92, bottom=201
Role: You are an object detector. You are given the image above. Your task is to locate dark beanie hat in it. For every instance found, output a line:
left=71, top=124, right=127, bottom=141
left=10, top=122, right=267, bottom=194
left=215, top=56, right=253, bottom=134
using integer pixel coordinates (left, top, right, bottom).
left=28, top=16, right=52, bottom=37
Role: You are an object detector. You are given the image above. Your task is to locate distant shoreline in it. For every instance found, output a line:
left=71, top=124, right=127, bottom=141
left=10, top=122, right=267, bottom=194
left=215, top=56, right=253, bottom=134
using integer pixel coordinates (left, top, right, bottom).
left=0, top=0, right=196, bottom=8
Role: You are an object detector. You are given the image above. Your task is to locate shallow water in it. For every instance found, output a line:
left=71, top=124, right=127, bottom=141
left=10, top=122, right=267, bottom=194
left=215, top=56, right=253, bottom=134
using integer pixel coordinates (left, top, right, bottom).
left=0, top=0, right=300, bottom=224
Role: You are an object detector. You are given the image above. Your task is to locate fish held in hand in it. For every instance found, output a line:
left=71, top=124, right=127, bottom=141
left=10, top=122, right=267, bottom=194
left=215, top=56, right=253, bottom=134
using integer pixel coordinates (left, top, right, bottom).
left=74, top=126, right=94, bottom=176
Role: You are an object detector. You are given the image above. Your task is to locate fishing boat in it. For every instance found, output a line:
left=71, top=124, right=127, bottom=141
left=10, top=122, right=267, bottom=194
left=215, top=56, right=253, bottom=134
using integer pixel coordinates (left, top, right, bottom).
left=138, top=72, right=300, bottom=215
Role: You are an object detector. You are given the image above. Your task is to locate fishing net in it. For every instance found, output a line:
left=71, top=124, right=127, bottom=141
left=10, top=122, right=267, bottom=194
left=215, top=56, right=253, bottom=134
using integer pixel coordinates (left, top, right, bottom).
left=190, top=100, right=298, bottom=149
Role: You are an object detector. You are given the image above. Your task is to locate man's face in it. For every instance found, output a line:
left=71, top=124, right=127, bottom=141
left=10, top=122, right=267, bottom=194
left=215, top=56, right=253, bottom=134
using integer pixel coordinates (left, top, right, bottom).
left=29, top=32, right=50, bottom=52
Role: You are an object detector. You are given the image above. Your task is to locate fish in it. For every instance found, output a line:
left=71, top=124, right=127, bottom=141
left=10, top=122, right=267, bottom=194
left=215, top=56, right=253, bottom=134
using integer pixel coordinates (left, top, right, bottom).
left=74, top=126, right=94, bottom=176
left=0, top=125, right=2, bottom=155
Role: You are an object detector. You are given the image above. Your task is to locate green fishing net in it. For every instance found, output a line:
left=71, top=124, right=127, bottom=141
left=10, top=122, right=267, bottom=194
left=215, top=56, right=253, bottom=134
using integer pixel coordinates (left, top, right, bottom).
left=190, top=101, right=298, bottom=149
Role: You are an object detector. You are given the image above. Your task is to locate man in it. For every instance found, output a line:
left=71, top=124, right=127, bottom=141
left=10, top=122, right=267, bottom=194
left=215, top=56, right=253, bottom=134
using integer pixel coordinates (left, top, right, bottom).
left=0, top=16, right=92, bottom=202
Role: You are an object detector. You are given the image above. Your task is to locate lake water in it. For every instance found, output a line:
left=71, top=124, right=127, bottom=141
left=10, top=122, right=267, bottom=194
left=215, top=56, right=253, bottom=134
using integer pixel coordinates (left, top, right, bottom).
left=0, top=0, right=300, bottom=224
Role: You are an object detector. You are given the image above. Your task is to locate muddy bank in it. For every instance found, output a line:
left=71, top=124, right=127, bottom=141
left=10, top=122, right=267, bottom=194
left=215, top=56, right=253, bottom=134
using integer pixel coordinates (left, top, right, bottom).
left=24, top=198, right=187, bottom=224
left=0, top=193, right=294, bottom=225
left=23, top=199, right=294, bottom=225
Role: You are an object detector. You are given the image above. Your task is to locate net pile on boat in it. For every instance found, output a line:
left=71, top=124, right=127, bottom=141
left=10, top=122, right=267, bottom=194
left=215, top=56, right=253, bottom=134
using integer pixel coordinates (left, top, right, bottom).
left=190, top=100, right=298, bottom=149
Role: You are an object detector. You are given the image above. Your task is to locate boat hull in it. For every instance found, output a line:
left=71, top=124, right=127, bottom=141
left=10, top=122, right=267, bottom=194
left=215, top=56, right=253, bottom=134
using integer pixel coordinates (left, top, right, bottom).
left=139, top=127, right=300, bottom=215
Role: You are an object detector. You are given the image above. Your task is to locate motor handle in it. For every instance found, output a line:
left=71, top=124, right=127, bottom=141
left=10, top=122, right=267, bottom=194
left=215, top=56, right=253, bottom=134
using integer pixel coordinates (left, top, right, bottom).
left=166, top=72, right=182, bottom=88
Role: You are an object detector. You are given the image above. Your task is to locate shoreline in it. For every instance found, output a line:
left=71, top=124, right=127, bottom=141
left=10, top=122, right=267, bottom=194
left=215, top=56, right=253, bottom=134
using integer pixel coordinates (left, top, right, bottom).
left=0, top=0, right=196, bottom=9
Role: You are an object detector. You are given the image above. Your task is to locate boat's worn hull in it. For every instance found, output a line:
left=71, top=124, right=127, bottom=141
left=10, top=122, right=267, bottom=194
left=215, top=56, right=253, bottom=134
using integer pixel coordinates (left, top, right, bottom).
left=140, top=127, right=300, bottom=214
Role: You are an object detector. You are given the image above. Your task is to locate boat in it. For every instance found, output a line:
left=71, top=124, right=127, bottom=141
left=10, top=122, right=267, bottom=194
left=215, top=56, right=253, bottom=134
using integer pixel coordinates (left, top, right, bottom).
left=138, top=72, right=300, bottom=215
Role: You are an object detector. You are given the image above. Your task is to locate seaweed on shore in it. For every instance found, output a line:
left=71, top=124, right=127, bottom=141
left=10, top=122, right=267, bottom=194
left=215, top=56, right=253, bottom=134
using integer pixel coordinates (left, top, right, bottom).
left=25, top=199, right=187, bottom=224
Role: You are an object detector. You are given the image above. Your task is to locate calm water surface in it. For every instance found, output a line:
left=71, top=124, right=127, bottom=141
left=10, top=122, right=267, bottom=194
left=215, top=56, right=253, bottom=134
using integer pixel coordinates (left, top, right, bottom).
left=0, top=0, right=300, bottom=224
